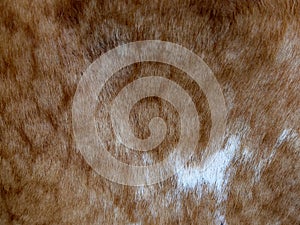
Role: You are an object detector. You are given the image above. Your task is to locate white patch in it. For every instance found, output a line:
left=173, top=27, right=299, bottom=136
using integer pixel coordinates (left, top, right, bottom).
left=254, top=159, right=267, bottom=182
left=142, top=153, right=154, bottom=165
left=176, top=135, right=240, bottom=196
left=276, top=128, right=298, bottom=146
left=135, top=186, right=145, bottom=201
left=241, top=147, right=254, bottom=162
left=89, top=189, right=97, bottom=205
left=215, top=209, right=227, bottom=225
left=175, top=135, right=240, bottom=224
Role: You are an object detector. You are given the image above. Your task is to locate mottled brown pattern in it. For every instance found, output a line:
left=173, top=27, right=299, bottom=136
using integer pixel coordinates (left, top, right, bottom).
left=0, top=0, right=300, bottom=224
left=95, top=62, right=211, bottom=166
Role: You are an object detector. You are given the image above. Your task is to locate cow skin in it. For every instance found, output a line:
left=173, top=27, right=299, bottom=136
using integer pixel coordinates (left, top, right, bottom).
left=0, top=0, right=299, bottom=224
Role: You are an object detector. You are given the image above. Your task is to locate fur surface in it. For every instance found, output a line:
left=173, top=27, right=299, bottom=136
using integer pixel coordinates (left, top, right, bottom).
left=0, top=0, right=299, bottom=224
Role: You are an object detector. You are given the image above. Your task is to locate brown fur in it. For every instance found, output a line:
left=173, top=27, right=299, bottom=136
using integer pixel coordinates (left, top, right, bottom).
left=0, top=0, right=299, bottom=224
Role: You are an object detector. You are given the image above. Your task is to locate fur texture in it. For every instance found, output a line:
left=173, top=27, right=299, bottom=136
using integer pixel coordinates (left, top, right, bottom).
left=0, top=0, right=299, bottom=224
